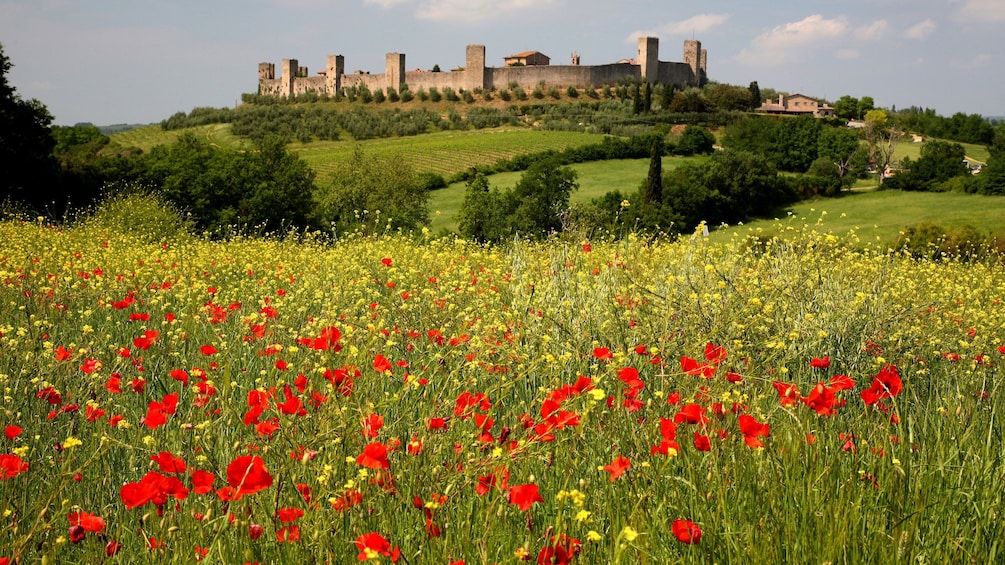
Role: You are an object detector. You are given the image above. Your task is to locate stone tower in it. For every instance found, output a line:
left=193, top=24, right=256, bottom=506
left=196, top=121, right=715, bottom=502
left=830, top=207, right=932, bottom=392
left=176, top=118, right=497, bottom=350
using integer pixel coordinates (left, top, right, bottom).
left=326, top=55, right=344, bottom=94
left=258, top=62, right=275, bottom=81
left=281, top=58, right=298, bottom=96
left=386, top=53, right=405, bottom=90
left=637, top=37, right=659, bottom=83
left=465, top=44, right=486, bottom=91
left=683, top=40, right=702, bottom=85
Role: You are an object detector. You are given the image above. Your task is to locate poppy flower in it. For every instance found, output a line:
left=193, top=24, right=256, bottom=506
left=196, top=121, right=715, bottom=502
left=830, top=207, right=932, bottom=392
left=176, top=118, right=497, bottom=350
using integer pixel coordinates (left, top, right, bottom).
left=693, top=432, right=711, bottom=451
left=361, top=413, right=384, bottom=439
left=592, top=347, right=613, bottom=360
left=737, top=414, right=770, bottom=448
left=151, top=451, right=186, bottom=474
left=508, top=483, right=544, bottom=511
left=704, top=342, right=727, bottom=365
left=191, top=470, right=214, bottom=494
left=4, top=426, right=21, bottom=440
left=0, top=454, right=29, bottom=480
left=810, top=356, right=831, bottom=369
left=223, top=455, right=273, bottom=500
left=603, top=456, right=631, bottom=482
left=861, top=364, right=903, bottom=406
left=67, top=510, right=105, bottom=534
left=356, top=442, right=390, bottom=469
left=671, top=519, right=702, bottom=544
left=674, top=403, right=708, bottom=426
left=772, top=381, right=801, bottom=407
left=373, top=354, right=393, bottom=374
left=681, top=356, right=716, bottom=379
left=355, top=532, right=401, bottom=562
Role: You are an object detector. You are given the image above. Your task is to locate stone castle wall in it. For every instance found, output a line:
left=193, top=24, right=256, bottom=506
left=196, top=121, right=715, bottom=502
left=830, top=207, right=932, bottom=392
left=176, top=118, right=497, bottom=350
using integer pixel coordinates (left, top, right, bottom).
left=258, top=37, right=706, bottom=98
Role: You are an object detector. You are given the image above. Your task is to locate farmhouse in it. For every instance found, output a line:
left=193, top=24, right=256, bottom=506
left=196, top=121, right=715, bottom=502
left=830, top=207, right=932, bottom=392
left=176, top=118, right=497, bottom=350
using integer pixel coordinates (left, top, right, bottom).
left=258, top=37, right=707, bottom=98
left=757, top=93, right=834, bottom=117
left=504, top=51, right=550, bottom=66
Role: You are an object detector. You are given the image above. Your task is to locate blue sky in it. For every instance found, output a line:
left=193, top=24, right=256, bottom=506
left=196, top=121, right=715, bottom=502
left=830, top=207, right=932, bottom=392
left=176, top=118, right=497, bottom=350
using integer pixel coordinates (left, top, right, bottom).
left=1, top=0, right=1002, bottom=126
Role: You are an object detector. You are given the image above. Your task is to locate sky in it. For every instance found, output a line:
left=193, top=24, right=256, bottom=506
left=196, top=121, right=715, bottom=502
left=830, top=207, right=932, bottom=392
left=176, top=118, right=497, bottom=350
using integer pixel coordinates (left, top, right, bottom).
left=1, top=0, right=1002, bottom=126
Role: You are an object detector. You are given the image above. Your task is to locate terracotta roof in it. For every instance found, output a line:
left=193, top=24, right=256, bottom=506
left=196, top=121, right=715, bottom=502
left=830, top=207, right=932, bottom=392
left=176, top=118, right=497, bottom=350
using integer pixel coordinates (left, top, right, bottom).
left=506, top=51, right=544, bottom=58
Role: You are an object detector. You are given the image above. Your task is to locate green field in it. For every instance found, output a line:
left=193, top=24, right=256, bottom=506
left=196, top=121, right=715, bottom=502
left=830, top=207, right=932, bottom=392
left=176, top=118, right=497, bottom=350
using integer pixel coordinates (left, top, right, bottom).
left=427, top=156, right=708, bottom=234
left=106, top=123, right=252, bottom=153
left=292, top=128, right=607, bottom=182
left=715, top=189, right=1005, bottom=245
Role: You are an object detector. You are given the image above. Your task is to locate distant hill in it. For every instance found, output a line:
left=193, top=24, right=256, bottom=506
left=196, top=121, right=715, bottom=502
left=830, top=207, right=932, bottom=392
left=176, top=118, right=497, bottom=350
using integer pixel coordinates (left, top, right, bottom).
left=96, top=123, right=151, bottom=135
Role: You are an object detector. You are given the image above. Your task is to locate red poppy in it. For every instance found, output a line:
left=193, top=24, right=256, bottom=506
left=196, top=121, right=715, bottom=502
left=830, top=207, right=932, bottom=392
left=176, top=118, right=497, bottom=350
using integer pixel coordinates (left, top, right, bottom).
left=277, top=507, right=304, bottom=523
left=772, top=381, right=801, bottom=407
left=861, top=364, right=903, bottom=406
left=373, top=354, right=393, bottom=374
left=355, top=532, right=400, bottom=562
left=693, top=431, right=711, bottom=451
left=223, top=455, right=273, bottom=500
left=603, top=456, right=631, bottom=482
left=810, top=356, right=831, bottom=369
left=356, top=442, right=390, bottom=469
left=151, top=452, right=186, bottom=474
left=120, top=471, right=189, bottom=510
left=508, top=483, right=544, bottom=511
left=362, top=413, right=384, bottom=438
left=132, top=330, right=159, bottom=351
left=190, top=470, right=214, bottom=494
left=143, top=392, right=179, bottom=430
left=674, top=403, right=709, bottom=426
left=672, top=519, right=702, bottom=544
left=704, top=342, right=727, bottom=365
left=537, top=534, right=582, bottom=565
left=4, top=426, right=21, bottom=440
left=55, top=345, right=73, bottom=361
left=681, top=356, right=716, bottom=379
left=67, top=510, right=105, bottom=533
left=617, top=367, right=644, bottom=389
left=200, top=344, right=217, bottom=356
left=592, top=347, right=613, bottom=360
left=277, top=525, right=300, bottom=543
left=737, top=414, right=770, bottom=448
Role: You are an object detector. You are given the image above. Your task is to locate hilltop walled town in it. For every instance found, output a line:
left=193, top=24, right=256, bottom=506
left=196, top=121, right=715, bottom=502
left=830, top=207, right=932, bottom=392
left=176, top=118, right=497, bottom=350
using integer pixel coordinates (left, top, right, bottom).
left=258, top=37, right=707, bottom=97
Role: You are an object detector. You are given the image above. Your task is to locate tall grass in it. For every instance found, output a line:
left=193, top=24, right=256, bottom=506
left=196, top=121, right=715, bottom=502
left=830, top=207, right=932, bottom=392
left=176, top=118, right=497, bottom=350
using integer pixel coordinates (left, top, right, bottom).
left=0, top=210, right=1003, bottom=563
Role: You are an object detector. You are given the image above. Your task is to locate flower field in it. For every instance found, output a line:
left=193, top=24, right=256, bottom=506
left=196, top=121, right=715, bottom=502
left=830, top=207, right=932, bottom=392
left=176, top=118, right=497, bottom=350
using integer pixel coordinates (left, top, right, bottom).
left=1, top=216, right=1003, bottom=564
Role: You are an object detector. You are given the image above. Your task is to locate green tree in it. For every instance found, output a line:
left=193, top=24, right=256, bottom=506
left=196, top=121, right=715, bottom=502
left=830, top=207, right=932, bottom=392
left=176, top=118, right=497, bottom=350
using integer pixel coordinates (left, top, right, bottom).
left=833, top=95, right=860, bottom=120
left=142, top=134, right=316, bottom=234
left=1, top=42, right=59, bottom=213
left=642, top=136, right=664, bottom=205
left=507, top=157, right=578, bottom=237
left=316, top=147, right=428, bottom=234
left=748, top=81, right=761, bottom=111
left=457, top=173, right=507, bottom=242
left=675, top=125, right=716, bottom=156
left=864, top=109, right=903, bottom=185
left=857, top=96, right=875, bottom=119
left=817, top=125, right=862, bottom=181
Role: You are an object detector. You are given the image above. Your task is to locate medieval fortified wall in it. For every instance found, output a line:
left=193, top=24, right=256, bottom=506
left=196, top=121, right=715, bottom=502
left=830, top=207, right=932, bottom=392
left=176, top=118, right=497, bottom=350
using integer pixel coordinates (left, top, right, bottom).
left=258, top=37, right=707, bottom=98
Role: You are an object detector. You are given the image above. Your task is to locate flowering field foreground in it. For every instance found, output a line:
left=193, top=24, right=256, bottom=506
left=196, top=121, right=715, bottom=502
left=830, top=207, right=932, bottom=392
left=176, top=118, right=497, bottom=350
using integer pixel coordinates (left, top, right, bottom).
left=1, top=220, right=1003, bottom=564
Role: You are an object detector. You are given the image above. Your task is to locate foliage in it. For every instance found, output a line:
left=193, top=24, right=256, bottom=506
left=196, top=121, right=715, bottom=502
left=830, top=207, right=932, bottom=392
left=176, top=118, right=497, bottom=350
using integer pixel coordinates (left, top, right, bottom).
left=893, top=221, right=1002, bottom=260
left=315, top=146, right=429, bottom=234
left=884, top=140, right=969, bottom=191
left=893, top=106, right=995, bottom=145
left=817, top=126, right=863, bottom=182
left=721, top=115, right=823, bottom=172
left=457, top=157, right=578, bottom=241
left=0, top=42, right=60, bottom=214
left=674, top=125, right=716, bottom=157
left=141, top=134, right=316, bottom=234
left=79, top=190, right=193, bottom=243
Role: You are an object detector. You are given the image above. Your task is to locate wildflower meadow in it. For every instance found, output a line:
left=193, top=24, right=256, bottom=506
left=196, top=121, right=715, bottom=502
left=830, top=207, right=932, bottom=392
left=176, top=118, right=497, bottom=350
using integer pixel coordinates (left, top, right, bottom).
left=1, top=209, right=1003, bottom=563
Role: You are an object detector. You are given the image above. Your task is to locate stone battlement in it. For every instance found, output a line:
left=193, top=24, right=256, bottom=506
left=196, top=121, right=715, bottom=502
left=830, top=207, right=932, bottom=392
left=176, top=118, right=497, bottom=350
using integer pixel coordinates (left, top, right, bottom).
left=258, top=37, right=706, bottom=98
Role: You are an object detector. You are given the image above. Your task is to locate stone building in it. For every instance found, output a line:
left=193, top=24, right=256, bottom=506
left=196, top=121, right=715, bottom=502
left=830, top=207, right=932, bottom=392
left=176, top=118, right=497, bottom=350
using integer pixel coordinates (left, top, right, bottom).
left=503, top=51, right=551, bottom=66
left=258, top=37, right=707, bottom=98
left=756, top=93, right=834, bottom=117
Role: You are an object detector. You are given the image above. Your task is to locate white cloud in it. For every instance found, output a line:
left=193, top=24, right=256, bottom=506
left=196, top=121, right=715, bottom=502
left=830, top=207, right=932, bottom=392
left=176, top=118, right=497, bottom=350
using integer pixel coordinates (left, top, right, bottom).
left=626, top=13, right=730, bottom=44
left=904, top=19, right=936, bottom=39
left=835, top=48, right=860, bottom=60
left=854, top=19, right=888, bottom=40
left=735, top=14, right=848, bottom=66
left=955, top=0, right=1005, bottom=22
left=415, top=0, right=555, bottom=22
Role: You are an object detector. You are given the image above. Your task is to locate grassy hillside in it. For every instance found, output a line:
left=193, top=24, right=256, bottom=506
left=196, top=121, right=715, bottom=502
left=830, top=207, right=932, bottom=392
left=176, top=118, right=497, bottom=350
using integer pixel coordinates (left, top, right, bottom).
left=714, top=189, right=1005, bottom=246
left=291, top=127, right=607, bottom=182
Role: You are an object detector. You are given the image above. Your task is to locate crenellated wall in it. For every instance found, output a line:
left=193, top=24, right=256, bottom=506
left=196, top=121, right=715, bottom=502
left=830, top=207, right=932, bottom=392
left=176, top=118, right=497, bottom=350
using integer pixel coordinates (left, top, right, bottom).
left=257, top=37, right=706, bottom=98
